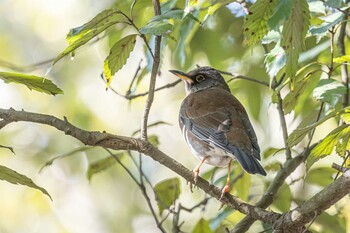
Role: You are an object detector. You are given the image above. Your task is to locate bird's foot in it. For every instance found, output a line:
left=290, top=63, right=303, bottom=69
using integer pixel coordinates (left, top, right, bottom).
left=187, top=169, right=200, bottom=193
left=219, top=184, right=230, bottom=201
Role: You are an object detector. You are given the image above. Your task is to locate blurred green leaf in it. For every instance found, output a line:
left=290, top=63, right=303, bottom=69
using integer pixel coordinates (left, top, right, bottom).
left=265, top=43, right=286, bottom=78
left=287, top=108, right=350, bottom=147
left=267, top=0, right=293, bottom=30
left=333, top=55, right=350, bottom=63
left=283, top=72, right=320, bottom=114
left=0, top=164, right=52, bottom=200
left=54, top=9, right=125, bottom=65
left=104, top=34, right=137, bottom=88
left=313, top=79, right=346, bottom=106
left=40, top=146, right=93, bottom=172
left=263, top=147, right=284, bottom=159
left=281, top=0, right=310, bottom=79
left=264, top=162, right=282, bottom=171
left=148, top=135, right=160, bottom=147
left=87, top=156, right=117, bottom=180
left=140, top=20, right=174, bottom=36
left=309, top=11, right=344, bottom=42
left=314, top=212, right=346, bottom=233
left=325, top=0, right=343, bottom=8
left=305, top=167, right=335, bottom=187
left=192, top=218, right=213, bottom=233
left=273, top=182, right=291, bottom=212
left=243, top=0, right=277, bottom=46
left=307, top=124, right=350, bottom=170
left=154, top=177, right=181, bottom=215
left=234, top=167, right=250, bottom=201
left=0, top=72, right=63, bottom=95
left=308, top=1, right=326, bottom=14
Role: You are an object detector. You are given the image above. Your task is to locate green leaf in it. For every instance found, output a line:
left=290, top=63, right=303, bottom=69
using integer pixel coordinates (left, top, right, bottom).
left=287, top=107, right=350, bottom=147
left=309, top=11, right=344, bottom=42
left=283, top=72, right=320, bottom=114
left=0, top=72, right=63, bottom=95
left=192, top=218, right=213, bottom=233
left=87, top=156, right=117, bottom=180
left=273, top=182, right=291, bottom=212
left=140, top=20, right=174, bottom=36
left=333, top=55, right=350, bottom=63
left=154, top=177, right=181, bottom=215
left=40, top=146, right=93, bottom=172
left=103, top=34, right=137, bottom=88
left=263, top=147, right=284, bottom=159
left=325, top=0, right=343, bottom=8
left=264, top=43, right=286, bottom=78
left=307, top=124, right=350, bottom=170
left=309, top=1, right=326, bottom=14
left=267, top=0, right=294, bottom=30
left=313, top=79, right=346, bottom=106
left=264, top=162, right=282, bottom=171
left=305, top=167, right=335, bottom=187
left=0, top=164, right=52, bottom=200
left=243, top=0, right=277, bottom=46
left=150, top=9, right=184, bottom=22
left=234, top=167, right=250, bottom=201
left=314, top=212, right=346, bottom=233
left=54, top=9, right=124, bottom=65
left=148, top=135, right=160, bottom=147
left=281, top=0, right=310, bottom=78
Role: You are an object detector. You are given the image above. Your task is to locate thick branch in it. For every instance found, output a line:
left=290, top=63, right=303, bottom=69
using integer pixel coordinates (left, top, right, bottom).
left=274, top=170, right=350, bottom=232
left=0, top=107, right=279, bottom=223
left=231, top=146, right=315, bottom=233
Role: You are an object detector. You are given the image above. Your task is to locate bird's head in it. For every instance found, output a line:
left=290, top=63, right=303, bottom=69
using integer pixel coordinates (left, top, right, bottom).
left=169, top=66, right=230, bottom=95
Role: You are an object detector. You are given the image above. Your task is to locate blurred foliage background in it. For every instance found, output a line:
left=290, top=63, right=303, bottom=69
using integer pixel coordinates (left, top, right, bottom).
left=1, top=0, right=350, bottom=232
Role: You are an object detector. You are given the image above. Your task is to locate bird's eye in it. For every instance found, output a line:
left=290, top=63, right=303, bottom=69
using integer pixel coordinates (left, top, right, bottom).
left=195, top=75, right=205, bottom=82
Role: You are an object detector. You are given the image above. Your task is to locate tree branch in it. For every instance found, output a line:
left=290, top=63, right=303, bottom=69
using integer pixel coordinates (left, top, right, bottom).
left=140, top=0, right=161, bottom=140
left=0, top=107, right=280, bottom=224
left=231, top=145, right=316, bottom=233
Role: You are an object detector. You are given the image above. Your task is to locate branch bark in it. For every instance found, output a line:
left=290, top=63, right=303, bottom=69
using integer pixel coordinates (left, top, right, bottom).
left=0, top=107, right=279, bottom=224
left=140, top=0, right=162, bottom=140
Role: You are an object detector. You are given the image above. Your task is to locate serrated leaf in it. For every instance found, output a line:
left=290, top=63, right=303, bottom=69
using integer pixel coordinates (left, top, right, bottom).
left=104, top=34, right=137, bottom=88
left=313, top=79, right=346, bottom=106
left=140, top=20, right=174, bottom=36
left=243, top=0, right=277, bottom=46
left=307, top=124, right=350, bottom=170
left=0, top=72, right=63, bottom=95
left=192, top=218, right=213, bottom=233
left=40, top=146, right=92, bottom=172
left=333, top=55, right=350, bottom=64
left=0, top=164, right=52, bottom=200
left=305, top=167, right=335, bottom=186
left=87, top=156, right=117, bottom=180
left=268, top=0, right=294, bottom=30
left=281, top=0, right=310, bottom=78
left=283, top=72, right=320, bottom=114
left=287, top=108, right=350, bottom=147
left=54, top=9, right=125, bottom=65
left=335, top=126, right=350, bottom=156
left=154, top=177, right=181, bottom=215
left=273, top=182, right=291, bottom=212
left=309, top=11, right=344, bottom=42
left=264, top=43, right=286, bottom=78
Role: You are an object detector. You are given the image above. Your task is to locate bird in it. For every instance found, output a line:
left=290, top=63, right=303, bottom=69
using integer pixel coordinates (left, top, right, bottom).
left=170, top=66, right=266, bottom=200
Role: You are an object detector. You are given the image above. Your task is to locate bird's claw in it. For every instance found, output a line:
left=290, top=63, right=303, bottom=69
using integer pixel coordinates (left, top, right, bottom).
left=187, top=170, right=200, bottom=193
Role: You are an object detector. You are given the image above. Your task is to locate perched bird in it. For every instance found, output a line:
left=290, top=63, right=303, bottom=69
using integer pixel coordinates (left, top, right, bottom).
left=170, top=66, right=266, bottom=200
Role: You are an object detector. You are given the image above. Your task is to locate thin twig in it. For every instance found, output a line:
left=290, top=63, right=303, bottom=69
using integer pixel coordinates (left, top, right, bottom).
left=125, top=59, right=143, bottom=96
left=337, top=10, right=349, bottom=109
left=224, top=72, right=270, bottom=87
left=140, top=0, right=162, bottom=140
left=0, top=144, right=15, bottom=154
left=276, top=91, right=292, bottom=160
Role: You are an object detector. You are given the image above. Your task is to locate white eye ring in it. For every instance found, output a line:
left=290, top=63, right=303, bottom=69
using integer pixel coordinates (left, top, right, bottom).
left=195, top=75, right=205, bottom=82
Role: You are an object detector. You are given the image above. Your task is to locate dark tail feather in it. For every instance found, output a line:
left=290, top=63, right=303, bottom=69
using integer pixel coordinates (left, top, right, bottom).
left=231, top=147, right=267, bottom=176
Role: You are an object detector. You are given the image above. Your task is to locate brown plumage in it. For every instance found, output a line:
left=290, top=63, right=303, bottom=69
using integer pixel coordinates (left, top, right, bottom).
left=170, top=66, right=266, bottom=199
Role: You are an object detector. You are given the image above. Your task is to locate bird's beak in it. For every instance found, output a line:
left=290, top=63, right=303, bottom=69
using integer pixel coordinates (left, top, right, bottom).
left=169, top=70, right=194, bottom=84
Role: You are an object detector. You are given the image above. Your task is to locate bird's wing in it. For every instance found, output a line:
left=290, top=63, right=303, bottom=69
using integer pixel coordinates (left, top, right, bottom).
left=179, top=89, right=266, bottom=175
